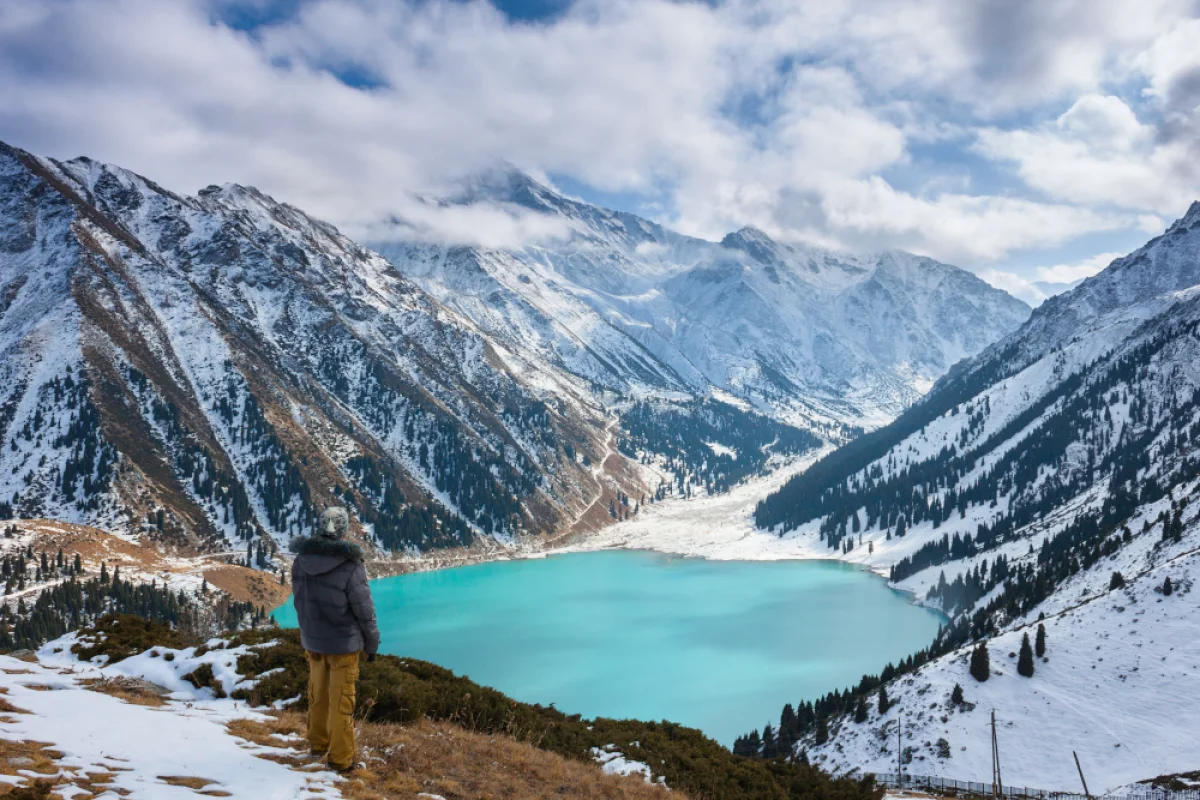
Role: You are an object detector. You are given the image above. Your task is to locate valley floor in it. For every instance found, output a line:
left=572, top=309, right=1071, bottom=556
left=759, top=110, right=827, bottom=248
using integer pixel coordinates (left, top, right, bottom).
left=548, top=450, right=843, bottom=563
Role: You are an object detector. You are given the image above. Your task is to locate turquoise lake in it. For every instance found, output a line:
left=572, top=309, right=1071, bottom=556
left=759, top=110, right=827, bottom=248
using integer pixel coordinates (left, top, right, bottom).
left=274, top=550, right=943, bottom=744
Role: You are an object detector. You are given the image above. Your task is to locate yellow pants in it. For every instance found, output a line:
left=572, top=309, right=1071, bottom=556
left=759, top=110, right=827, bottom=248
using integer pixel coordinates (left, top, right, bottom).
left=305, top=650, right=360, bottom=770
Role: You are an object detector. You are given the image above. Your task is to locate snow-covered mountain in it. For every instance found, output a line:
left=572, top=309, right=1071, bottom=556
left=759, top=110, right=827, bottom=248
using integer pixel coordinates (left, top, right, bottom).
left=747, top=202, right=1200, bottom=789
left=0, top=140, right=1027, bottom=560
left=0, top=141, right=646, bottom=554
left=372, top=170, right=1031, bottom=432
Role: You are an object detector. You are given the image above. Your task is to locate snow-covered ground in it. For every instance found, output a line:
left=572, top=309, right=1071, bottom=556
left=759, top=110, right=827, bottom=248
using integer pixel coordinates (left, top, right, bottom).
left=554, top=451, right=841, bottom=562
left=0, top=634, right=345, bottom=798
left=807, top=539, right=1200, bottom=793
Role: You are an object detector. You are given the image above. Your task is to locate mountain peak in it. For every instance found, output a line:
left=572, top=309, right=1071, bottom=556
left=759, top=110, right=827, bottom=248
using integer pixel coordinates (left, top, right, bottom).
left=1178, top=200, right=1200, bottom=227
left=451, top=166, right=558, bottom=212
left=720, top=226, right=780, bottom=263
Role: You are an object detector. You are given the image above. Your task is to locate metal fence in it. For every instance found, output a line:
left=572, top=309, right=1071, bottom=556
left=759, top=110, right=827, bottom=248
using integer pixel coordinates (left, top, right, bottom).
left=870, top=773, right=1200, bottom=800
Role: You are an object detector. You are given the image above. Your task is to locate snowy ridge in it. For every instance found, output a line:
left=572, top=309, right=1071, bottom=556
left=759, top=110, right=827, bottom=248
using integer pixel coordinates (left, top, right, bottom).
left=0, top=141, right=646, bottom=556
left=371, top=171, right=1030, bottom=432
left=744, top=201, right=1200, bottom=788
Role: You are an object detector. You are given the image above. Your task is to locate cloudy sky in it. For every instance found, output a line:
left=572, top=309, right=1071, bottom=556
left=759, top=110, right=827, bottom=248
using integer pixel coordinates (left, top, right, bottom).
left=2, top=0, right=1199, bottom=302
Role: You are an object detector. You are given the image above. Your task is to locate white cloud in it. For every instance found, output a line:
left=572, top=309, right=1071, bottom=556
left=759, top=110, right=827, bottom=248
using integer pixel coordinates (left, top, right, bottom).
left=973, top=93, right=1196, bottom=215
left=1035, top=251, right=1125, bottom=284
left=1056, top=94, right=1152, bottom=151
left=366, top=201, right=573, bottom=249
left=0, top=0, right=1196, bottom=266
left=977, top=268, right=1049, bottom=306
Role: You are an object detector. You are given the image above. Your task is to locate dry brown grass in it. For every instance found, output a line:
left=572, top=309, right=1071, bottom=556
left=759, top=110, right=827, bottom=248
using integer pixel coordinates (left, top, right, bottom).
left=79, top=676, right=169, bottom=707
left=0, top=691, right=30, bottom=715
left=228, top=711, right=681, bottom=800
left=157, top=775, right=232, bottom=796
left=22, top=518, right=176, bottom=571
left=0, top=738, right=110, bottom=799
left=202, top=564, right=291, bottom=608
left=0, top=721, right=134, bottom=798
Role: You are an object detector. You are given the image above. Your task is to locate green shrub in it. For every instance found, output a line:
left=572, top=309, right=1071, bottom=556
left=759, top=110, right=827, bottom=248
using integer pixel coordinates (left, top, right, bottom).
left=69, top=614, right=189, bottom=664
left=182, top=662, right=227, bottom=698
left=231, top=628, right=881, bottom=800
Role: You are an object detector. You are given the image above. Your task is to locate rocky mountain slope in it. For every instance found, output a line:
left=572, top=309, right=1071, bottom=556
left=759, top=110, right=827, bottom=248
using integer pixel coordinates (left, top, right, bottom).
left=0, top=141, right=652, bottom=556
left=745, top=203, right=1200, bottom=789
left=372, top=170, right=1031, bottom=431
left=1, top=141, right=1023, bottom=560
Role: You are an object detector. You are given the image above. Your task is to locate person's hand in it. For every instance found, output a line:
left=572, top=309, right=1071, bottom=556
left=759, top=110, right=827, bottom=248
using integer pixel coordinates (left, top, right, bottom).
left=367, top=652, right=376, bottom=663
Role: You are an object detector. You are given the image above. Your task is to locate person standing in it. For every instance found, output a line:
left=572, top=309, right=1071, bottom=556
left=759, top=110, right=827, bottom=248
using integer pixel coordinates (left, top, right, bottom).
left=291, top=506, right=380, bottom=772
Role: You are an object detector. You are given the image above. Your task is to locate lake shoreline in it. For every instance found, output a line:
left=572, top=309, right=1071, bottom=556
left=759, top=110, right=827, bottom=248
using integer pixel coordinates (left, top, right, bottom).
left=288, top=453, right=944, bottom=619
left=276, top=550, right=946, bottom=746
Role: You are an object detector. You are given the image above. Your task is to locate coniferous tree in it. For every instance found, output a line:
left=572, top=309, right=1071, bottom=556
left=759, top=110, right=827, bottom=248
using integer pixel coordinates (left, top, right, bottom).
left=969, top=642, right=990, bottom=682
left=100, top=562, right=108, bottom=584
left=1109, top=571, right=1126, bottom=590
left=853, top=695, right=868, bottom=723
left=951, top=683, right=964, bottom=705
left=1162, top=576, right=1173, bottom=596
left=761, top=723, right=778, bottom=758
left=878, top=686, right=890, bottom=714
left=1035, top=623, right=1047, bottom=658
left=1017, top=632, right=1035, bottom=678
left=814, top=714, right=829, bottom=745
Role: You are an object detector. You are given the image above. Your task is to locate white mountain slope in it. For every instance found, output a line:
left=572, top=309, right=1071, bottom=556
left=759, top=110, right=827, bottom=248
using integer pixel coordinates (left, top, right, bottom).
left=0, top=141, right=651, bottom=554
left=747, top=203, right=1200, bottom=789
left=372, top=170, right=1031, bottom=432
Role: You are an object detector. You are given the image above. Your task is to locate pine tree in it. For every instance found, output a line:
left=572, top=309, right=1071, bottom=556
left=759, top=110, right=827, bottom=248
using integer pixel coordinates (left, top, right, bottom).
left=814, top=714, right=829, bottom=745
left=73, top=553, right=82, bottom=574
left=969, top=642, right=990, bottom=682
left=100, top=562, right=108, bottom=584
left=761, top=723, right=778, bottom=758
left=878, top=686, right=890, bottom=714
left=1162, top=576, right=1173, bottom=596
left=1017, top=632, right=1035, bottom=678
left=895, top=516, right=907, bottom=538
left=1109, top=571, right=1126, bottom=590
left=951, top=683, right=964, bottom=704
left=853, top=695, right=868, bottom=723
left=1035, top=623, right=1047, bottom=658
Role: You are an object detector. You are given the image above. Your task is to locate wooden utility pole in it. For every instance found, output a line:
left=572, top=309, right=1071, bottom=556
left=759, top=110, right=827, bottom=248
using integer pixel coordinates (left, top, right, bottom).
left=991, top=710, right=1004, bottom=800
left=1074, top=751, right=1092, bottom=800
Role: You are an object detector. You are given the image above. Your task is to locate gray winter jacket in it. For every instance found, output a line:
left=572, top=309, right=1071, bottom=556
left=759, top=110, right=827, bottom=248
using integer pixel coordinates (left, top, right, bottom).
left=291, top=537, right=381, bottom=656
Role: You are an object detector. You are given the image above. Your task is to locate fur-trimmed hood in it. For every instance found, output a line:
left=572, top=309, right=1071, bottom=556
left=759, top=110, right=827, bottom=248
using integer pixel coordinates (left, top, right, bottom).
left=292, top=536, right=364, bottom=575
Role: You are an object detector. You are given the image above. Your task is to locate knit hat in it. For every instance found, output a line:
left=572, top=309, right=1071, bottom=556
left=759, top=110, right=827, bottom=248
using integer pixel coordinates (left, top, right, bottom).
left=318, top=506, right=350, bottom=539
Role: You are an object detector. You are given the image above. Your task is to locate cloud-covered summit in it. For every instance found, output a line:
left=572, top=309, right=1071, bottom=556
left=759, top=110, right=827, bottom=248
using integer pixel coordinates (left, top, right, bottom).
left=1, top=0, right=1197, bottom=288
